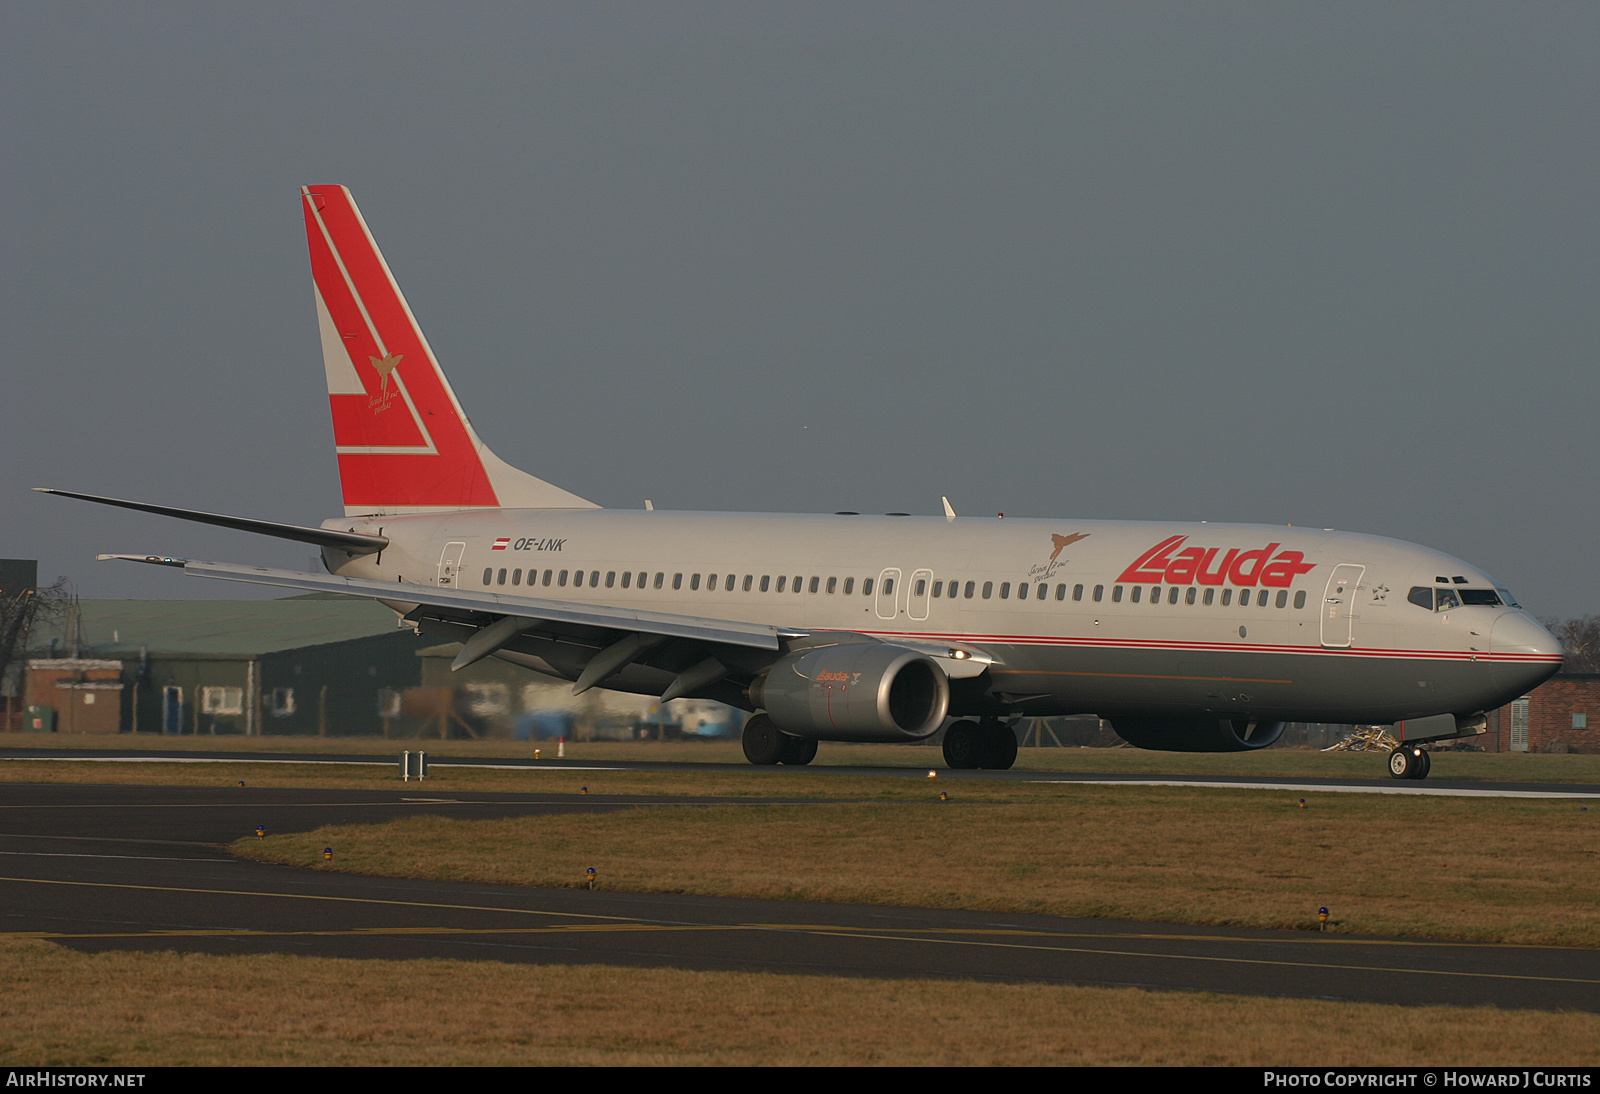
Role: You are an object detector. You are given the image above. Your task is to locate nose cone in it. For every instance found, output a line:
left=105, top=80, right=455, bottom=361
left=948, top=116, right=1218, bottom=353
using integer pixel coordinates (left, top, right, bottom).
left=1490, top=612, right=1565, bottom=696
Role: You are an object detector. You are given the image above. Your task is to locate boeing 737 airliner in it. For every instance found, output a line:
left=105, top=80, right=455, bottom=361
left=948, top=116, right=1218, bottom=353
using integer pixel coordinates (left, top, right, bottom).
left=42, top=186, right=1565, bottom=777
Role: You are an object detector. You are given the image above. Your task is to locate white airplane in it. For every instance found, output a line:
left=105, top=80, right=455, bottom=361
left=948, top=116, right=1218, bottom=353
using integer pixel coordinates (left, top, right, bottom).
left=43, top=186, right=1564, bottom=778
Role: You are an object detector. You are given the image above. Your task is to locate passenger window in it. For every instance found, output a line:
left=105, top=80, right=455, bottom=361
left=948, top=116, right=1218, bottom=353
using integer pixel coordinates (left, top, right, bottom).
left=1294, top=590, right=1306, bottom=609
left=512, top=569, right=522, bottom=585
left=742, top=575, right=752, bottom=592
left=964, top=581, right=975, bottom=599
left=1014, top=582, right=1024, bottom=599
left=1112, top=585, right=1123, bottom=603
left=690, top=574, right=701, bottom=591
left=1221, top=589, right=1232, bottom=606
left=1185, top=587, right=1196, bottom=605
left=809, top=576, right=820, bottom=594
left=793, top=576, right=803, bottom=593
left=1151, top=586, right=1162, bottom=604
left=862, top=578, right=873, bottom=596
left=638, top=572, right=648, bottom=588
left=932, top=581, right=942, bottom=597
left=605, top=571, right=615, bottom=588
left=482, top=568, right=492, bottom=586
left=542, top=570, right=553, bottom=586
left=1436, top=588, right=1460, bottom=611
left=1067, top=584, right=1078, bottom=602
left=726, top=574, right=736, bottom=591
left=999, top=583, right=1011, bottom=599
left=621, top=572, right=631, bottom=589
left=708, top=573, right=718, bottom=590
left=673, top=573, right=683, bottom=590
left=915, top=579, right=927, bottom=597
left=1257, top=590, right=1269, bottom=607
left=1038, top=584, right=1047, bottom=600
left=557, top=570, right=568, bottom=587
left=1131, top=586, right=1141, bottom=603
left=1203, top=588, right=1214, bottom=605
left=883, top=578, right=895, bottom=595
left=1093, top=585, right=1103, bottom=602
left=654, top=573, right=664, bottom=589
left=949, top=581, right=960, bottom=598
left=1168, top=587, right=1179, bottom=604
left=827, top=577, right=838, bottom=594
left=497, top=569, right=507, bottom=586
left=1276, top=590, right=1288, bottom=608
left=760, top=575, right=770, bottom=592
left=586, top=571, right=597, bottom=587
left=982, top=582, right=993, bottom=599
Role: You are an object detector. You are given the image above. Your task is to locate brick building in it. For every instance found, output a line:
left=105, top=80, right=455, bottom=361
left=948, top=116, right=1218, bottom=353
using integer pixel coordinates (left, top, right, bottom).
left=1483, top=674, right=1599, bottom=753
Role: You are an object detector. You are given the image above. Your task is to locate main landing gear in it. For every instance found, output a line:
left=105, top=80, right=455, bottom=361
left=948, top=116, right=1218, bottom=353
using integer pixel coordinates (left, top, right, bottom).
left=942, top=719, right=1018, bottom=771
left=1387, top=745, right=1431, bottom=780
left=741, top=713, right=817, bottom=766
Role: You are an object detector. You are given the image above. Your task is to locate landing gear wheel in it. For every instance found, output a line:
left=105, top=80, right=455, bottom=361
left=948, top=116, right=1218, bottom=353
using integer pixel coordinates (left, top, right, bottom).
left=1388, top=746, right=1419, bottom=780
left=779, top=735, right=818, bottom=766
left=943, top=720, right=983, bottom=769
left=742, top=714, right=785, bottom=766
left=978, top=720, right=1018, bottom=771
left=1414, top=749, right=1431, bottom=780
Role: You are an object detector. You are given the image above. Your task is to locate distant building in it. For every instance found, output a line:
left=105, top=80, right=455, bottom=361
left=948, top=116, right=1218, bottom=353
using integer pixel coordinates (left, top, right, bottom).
left=1484, top=674, right=1599, bottom=753
left=26, top=597, right=423, bottom=736
left=23, top=659, right=123, bottom=734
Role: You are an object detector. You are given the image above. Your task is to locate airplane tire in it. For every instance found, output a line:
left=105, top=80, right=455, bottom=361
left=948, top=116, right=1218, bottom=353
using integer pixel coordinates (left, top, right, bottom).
left=1387, top=747, right=1416, bottom=780
left=943, top=721, right=983, bottom=769
left=979, top=722, right=1018, bottom=771
left=742, top=714, right=786, bottom=766
left=1414, top=749, right=1431, bottom=780
left=780, top=735, right=818, bottom=766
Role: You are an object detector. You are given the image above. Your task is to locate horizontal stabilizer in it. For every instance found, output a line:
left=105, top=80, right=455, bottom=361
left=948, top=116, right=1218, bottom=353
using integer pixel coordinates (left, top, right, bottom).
left=37, top=489, right=389, bottom=553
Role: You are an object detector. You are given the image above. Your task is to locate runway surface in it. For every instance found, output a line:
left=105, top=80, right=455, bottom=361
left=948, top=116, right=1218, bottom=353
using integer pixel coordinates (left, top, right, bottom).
left=4, top=746, right=1597, bottom=799
left=2, top=783, right=1597, bottom=1011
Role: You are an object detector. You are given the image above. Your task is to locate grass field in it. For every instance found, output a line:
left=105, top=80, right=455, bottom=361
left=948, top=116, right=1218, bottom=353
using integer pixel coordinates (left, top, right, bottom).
left=233, top=784, right=1600, bottom=947
left=4, top=738, right=1598, bottom=1066
left=2, top=939, right=1597, bottom=1066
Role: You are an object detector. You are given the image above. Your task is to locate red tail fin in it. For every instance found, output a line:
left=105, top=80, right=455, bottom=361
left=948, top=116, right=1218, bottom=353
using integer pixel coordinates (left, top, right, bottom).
left=302, top=186, right=596, bottom=516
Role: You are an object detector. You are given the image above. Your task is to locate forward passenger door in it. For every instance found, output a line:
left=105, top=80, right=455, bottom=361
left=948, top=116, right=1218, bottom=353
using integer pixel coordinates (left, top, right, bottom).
left=1320, top=564, right=1365, bottom=648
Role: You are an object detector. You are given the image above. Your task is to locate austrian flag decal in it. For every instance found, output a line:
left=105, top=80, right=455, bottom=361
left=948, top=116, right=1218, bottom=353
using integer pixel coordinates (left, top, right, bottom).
left=491, top=538, right=511, bottom=551
left=1118, top=535, right=1315, bottom=588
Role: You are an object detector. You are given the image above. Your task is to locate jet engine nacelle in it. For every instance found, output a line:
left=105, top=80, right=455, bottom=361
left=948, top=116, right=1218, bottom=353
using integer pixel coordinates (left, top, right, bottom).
left=750, top=643, right=950, bottom=742
left=1110, top=716, right=1286, bottom=752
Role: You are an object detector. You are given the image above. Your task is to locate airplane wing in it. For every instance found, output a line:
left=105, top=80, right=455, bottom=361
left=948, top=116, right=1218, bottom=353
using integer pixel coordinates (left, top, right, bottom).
left=182, top=560, right=783, bottom=650
left=108, top=558, right=792, bottom=707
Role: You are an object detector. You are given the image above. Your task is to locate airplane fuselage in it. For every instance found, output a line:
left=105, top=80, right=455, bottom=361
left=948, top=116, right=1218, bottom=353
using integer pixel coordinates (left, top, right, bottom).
left=324, top=509, right=1562, bottom=728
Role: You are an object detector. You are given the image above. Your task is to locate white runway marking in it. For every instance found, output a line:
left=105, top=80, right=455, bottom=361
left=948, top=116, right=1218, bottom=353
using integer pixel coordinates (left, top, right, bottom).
left=1053, top=778, right=1597, bottom=799
left=2, top=756, right=623, bottom=771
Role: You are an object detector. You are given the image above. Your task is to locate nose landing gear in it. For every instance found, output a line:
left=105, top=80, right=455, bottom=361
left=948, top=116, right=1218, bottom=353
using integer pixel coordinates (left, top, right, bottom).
left=1387, top=745, right=1431, bottom=780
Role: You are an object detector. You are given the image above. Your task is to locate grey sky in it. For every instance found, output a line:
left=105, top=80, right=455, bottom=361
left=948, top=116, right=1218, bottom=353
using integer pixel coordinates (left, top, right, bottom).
left=4, top=3, right=1596, bottom=618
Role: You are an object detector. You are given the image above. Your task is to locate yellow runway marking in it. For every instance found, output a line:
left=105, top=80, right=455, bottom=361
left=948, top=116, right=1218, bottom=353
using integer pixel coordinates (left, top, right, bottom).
left=5, top=874, right=1598, bottom=987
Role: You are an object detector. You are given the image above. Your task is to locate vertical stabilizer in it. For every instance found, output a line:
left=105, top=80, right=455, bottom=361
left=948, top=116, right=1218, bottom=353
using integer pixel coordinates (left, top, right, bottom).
left=302, top=185, right=598, bottom=516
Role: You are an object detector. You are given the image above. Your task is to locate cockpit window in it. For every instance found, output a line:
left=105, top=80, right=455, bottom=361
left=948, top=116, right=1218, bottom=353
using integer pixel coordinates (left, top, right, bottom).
left=1458, top=589, right=1503, bottom=607
left=1435, top=588, right=1461, bottom=611
left=1497, top=587, right=1521, bottom=608
left=1408, top=587, right=1434, bottom=610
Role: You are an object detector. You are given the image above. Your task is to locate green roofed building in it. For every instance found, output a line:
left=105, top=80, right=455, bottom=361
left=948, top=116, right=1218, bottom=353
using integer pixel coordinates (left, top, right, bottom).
left=28, top=597, right=423, bottom=736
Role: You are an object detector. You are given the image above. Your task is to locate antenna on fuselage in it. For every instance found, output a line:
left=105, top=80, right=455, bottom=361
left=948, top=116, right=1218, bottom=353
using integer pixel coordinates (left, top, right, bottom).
left=941, top=496, right=956, bottom=522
